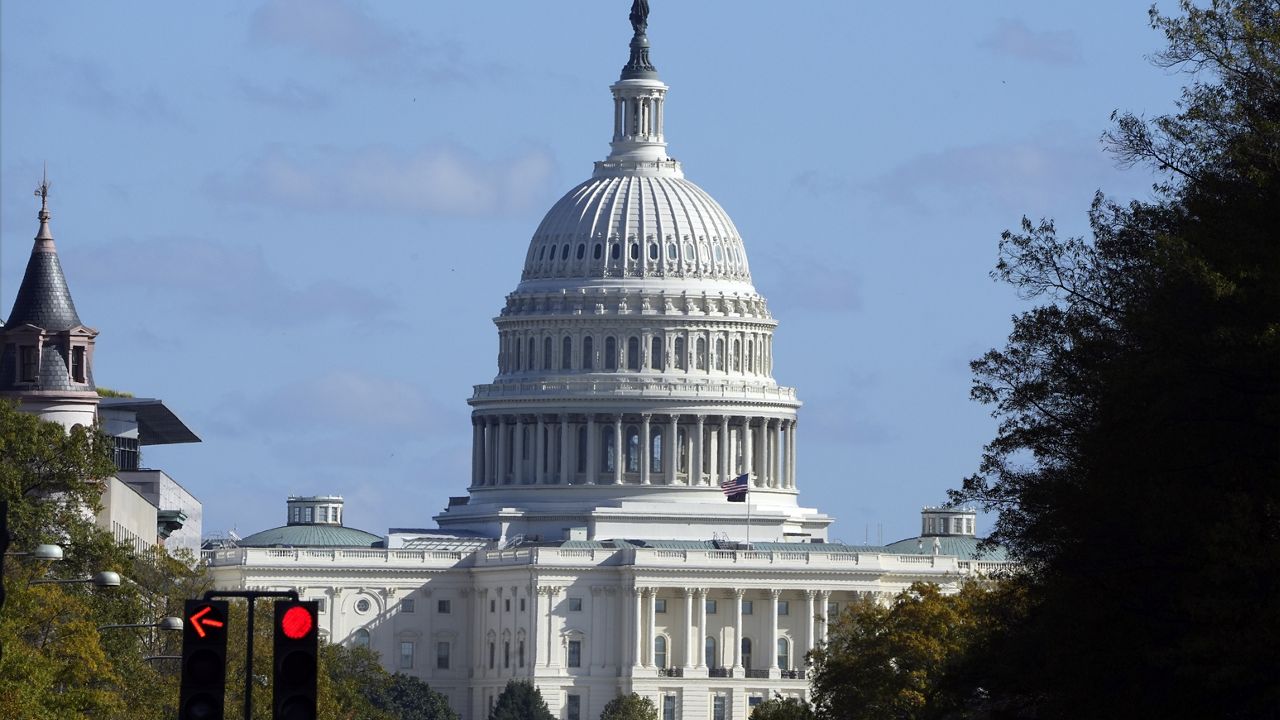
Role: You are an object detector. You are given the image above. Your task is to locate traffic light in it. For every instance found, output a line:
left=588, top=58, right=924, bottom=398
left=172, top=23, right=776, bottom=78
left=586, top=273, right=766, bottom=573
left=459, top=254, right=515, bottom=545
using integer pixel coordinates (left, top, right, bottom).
left=179, top=599, right=229, bottom=720
left=272, top=600, right=319, bottom=720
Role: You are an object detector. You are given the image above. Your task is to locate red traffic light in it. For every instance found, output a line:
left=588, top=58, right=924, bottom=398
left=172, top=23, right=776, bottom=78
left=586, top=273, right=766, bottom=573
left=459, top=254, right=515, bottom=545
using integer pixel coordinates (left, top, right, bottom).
left=280, top=604, right=314, bottom=640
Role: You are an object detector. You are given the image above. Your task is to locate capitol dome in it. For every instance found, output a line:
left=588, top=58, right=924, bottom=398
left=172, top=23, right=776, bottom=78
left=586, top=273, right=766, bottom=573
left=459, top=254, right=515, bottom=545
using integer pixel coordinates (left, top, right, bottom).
left=438, top=4, right=830, bottom=544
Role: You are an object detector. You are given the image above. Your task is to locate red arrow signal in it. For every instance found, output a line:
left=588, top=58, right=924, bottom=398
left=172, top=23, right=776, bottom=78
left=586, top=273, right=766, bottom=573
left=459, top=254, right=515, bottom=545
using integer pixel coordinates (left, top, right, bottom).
left=188, top=604, right=225, bottom=638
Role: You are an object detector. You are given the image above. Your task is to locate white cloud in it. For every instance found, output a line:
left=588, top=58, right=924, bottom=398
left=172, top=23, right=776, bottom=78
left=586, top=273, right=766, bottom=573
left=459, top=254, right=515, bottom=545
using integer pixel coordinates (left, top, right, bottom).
left=980, top=19, right=1080, bottom=66
left=205, top=143, right=555, bottom=217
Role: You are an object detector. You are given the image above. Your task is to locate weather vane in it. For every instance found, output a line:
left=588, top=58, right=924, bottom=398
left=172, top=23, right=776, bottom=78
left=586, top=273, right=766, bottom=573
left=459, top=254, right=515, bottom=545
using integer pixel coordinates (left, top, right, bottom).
left=34, top=164, right=50, bottom=214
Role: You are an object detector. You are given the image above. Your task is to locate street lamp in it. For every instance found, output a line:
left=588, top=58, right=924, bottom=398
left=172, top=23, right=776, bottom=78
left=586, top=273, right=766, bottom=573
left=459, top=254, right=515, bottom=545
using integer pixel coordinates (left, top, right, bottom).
left=31, top=570, right=121, bottom=589
left=5, top=543, right=65, bottom=561
left=99, top=616, right=184, bottom=632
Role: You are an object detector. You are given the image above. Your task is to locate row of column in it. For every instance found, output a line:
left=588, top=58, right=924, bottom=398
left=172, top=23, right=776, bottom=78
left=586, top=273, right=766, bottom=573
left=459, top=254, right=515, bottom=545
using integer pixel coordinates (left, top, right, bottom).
left=627, top=587, right=831, bottom=671
left=613, top=92, right=664, bottom=142
left=471, top=413, right=797, bottom=490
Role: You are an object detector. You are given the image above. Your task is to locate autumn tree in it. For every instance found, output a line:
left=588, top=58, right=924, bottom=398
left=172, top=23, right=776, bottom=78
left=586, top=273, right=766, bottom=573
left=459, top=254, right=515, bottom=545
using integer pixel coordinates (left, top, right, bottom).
left=600, top=692, right=658, bottom=720
left=952, top=1, right=1280, bottom=717
left=749, top=696, right=815, bottom=720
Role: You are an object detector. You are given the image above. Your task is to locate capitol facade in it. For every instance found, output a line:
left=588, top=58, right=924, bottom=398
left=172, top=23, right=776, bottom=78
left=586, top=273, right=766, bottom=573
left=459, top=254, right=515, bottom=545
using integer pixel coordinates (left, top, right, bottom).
left=204, top=6, right=1009, bottom=720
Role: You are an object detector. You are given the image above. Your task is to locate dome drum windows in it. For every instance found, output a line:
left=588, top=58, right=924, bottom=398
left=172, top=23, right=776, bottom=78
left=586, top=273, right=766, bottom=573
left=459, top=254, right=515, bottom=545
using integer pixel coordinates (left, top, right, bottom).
left=627, top=337, right=640, bottom=371
left=576, top=243, right=586, bottom=260
left=605, top=337, right=618, bottom=370
left=582, top=336, right=594, bottom=370
left=562, top=336, right=573, bottom=370
left=650, top=336, right=663, bottom=371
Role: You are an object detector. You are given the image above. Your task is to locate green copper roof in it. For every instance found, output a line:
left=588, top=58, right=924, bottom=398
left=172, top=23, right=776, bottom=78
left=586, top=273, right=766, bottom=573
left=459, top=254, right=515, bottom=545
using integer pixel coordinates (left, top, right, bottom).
left=237, top=524, right=383, bottom=548
left=882, top=535, right=1008, bottom=561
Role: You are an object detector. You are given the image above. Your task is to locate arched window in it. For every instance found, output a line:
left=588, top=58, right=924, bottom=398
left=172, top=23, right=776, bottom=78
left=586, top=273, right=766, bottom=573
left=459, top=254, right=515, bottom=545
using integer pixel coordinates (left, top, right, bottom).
left=705, top=636, right=718, bottom=669
left=543, top=337, right=552, bottom=370
left=715, top=338, right=725, bottom=371
left=562, top=336, right=573, bottom=369
left=696, top=337, right=708, bottom=371
left=741, top=638, right=753, bottom=669
left=733, top=339, right=742, bottom=372
left=601, top=427, right=616, bottom=472
left=594, top=243, right=603, bottom=259
left=514, top=339, right=522, bottom=371
left=648, top=243, right=658, bottom=260
left=611, top=243, right=621, bottom=260
left=577, top=426, right=588, bottom=473
left=625, top=426, right=640, bottom=472
left=630, top=243, right=639, bottom=260
left=777, top=638, right=790, bottom=670
left=684, top=241, right=695, bottom=261
left=605, top=337, right=618, bottom=370
left=747, top=339, right=754, bottom=373
left=627, top=337, right=640, bottom=371
left=651, top=428, right=663, bottom=471
left=654, top=635, right=667, bottom=668
left=561, top=244, right=570, bottom=260
left=675, top=336, right=687, bottom=370
left=667, top=243, right=678, bottom=260
left=651, top=337, right=663, bottom=370
left=527, top=338, right=536, bottom=370
left=576, top=243, right=585, bottom=259
left=713, top=244, right=724, bottom=263
left=352, top=628, right=371, bottom=649
left=583, top=337, right=594, bottom=370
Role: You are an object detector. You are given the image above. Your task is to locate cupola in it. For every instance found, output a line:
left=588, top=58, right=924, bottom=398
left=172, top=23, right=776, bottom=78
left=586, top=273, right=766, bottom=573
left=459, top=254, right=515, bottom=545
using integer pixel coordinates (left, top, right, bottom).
left=920, top=506, right=977, bottom=537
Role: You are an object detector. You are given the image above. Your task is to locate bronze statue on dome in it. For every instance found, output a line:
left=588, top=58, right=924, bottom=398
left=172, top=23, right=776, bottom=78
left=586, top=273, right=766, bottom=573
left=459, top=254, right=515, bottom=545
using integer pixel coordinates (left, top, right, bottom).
left=630, top=0, right=649, bottom=35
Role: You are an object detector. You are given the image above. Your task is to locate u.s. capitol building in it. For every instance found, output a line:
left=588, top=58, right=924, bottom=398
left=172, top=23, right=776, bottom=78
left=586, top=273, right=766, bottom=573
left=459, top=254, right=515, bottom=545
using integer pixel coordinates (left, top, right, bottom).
left=206, top=6, right=1008, bottom=720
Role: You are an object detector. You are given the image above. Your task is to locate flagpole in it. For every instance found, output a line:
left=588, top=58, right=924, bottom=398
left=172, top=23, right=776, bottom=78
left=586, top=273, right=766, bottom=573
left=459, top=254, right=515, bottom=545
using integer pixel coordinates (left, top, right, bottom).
left=746, top=475, right=752, bottom=549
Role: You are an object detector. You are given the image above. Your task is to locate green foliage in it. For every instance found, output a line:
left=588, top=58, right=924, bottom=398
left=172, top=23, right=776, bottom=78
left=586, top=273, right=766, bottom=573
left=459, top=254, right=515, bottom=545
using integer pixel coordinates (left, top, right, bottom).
left=600, top=692, right=658, bottom=720
left=749, top=696, right=815, bottom=720
left=809, top=582, right=993, bottom=720
left=490, top=680, right=554, bottom=720
left=951, top=1, right=1280, bottom=717
left=367, top=672, right=459, bottom=720
left=95, top=387, right=134, bottom=398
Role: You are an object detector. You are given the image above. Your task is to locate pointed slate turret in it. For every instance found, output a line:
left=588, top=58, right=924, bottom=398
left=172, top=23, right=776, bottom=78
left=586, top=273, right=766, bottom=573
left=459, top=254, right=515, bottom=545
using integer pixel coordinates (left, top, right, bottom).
left=0, top=178, right=99, bottom=427
left=6, top=178, right=83, bottom=332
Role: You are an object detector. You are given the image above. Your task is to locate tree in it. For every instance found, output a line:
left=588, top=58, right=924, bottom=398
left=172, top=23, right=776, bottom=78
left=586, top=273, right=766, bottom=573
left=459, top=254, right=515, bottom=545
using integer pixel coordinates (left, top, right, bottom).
left=490, top=680, right=554, bottom=720
left=808, top=583, right=989, bottom=720
left=951, top=1, right=1280, bottom=717
left=367, top=672, right=459, bottom=720
left=600, top=692, right=658, bottom=720
left=749, top=696, right=815, bottom=720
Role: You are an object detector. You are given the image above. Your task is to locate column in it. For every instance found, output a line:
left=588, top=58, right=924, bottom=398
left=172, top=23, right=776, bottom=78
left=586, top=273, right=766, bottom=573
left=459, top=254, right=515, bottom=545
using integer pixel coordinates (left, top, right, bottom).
left=559, top=414, right=571, bottom=485
left=743, top=417, right=754, bottom=482
left=545, top=587, right=559, bottom=667
left=586, top=415, right=598, bottom=485
left=471, top=420, right=483, bottom=486
left=696, top=589, right=708, bottom=668
left=818, top=590, right=831, bottom=645
left=632, top=587, right=644, bottom=668
left=613, top=415, right=624, bottom=485
left=693, top=415, right=706, bottom=486
left=645, top=588, right=657, bottom=666
left=773, top=420, right=784, bottom=488
left=513, top=417, right=524, bottom=484
left=732, top=589, right=744, bottom=671
left=788, top=420, right=798, bottom=489
left=535, top=416, right=546, bottom=484
left=683, top=588, right=696, bottom=669
left=804, top=590, right=817, bottom=657
left=640, top=414, right=651, bottom=485
left=719, top=416, right=730, bottom=486
left=485, top=418, right=497, bottom=485
left=768, top=590, right=780, bottom=671
left=665, top=415, right=678, bottom=484
left=496, top=418, right=508, bottom=485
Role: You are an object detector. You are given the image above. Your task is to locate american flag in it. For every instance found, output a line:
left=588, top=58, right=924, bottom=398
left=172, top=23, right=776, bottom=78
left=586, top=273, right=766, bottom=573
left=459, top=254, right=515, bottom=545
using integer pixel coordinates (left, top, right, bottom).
left=720, top=473, right=749, bottom=499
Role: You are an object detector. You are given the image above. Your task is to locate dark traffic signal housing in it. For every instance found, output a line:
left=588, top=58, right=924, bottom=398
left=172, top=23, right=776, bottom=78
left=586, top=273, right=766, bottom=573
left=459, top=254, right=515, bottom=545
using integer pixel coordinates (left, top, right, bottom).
left=272, top=600, right=319, bottom=720
left=179, top=599, right=229, bottom=720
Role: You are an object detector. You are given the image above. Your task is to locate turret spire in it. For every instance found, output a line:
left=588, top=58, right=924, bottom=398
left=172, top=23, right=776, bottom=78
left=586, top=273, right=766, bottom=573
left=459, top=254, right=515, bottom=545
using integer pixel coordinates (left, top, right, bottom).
left=35, top=166, right=52, bottom=242
left=6, top=173, right=82, bottom=331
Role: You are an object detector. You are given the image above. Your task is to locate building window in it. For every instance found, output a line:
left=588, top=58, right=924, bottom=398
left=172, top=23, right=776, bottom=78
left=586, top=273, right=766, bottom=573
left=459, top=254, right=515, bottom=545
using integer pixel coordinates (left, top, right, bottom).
left=304, top=507, right=313, bottom=523
left=505, top=598, right=511, bottom=612
left=490, top=599, right=496, bottom=613
left=315, top=598, right=327, bottom=613
left=732, top=339, right=741, bottom=372
left=742, top=600, right=753, bottom=615
left=627, top=336, right=640, bottom=370
left=748, top=696, right=764, bottom=710
left=705, top=636, right=717, bottom=668
left=576, top=243, right=586, bottom=260
left=654, top=635, right=667, bottom=668
left=527, top=338, right=536, bottom=370
left=651, top=336, right=663, bottom=370
left=438, top=599, right=451, bottom=614
left=568, top=597, right=583, bottom=612
left=399, top=641, right=414, bottom=669
left=625, top=427, right=640, bottom=472
left=355, top=598, right=371, bottom=613
left=827, top=601, right=838, bottom=619
left=566, top=694, right=581, bottom=720
left=594, top=243, right=603, bottom=260
left=741, top=637, right=753, bottom=669
left=113, top=436, right=140, bottom=472
left=401, top=599, right=415, bottom=613
left=489, top=642, right=495, bottom=669
left=662, top=695, right=677, bottom=720
left=605, top=337, right=618, bottom=370
left=520, top=598, right=526, bottom=612
left=655, top=599, right=667, bottom=614
left=777, top=638, right=790, bottom=670
left=715, top=338, right=725, bottom=371
left=602, top=427, right=616, bottom=472
left=19, top=346, right=38, bottom=383
left=778, top=600, right=790, bottom=616
left=436, top=641, right=450, bottom=669
left=712, top=694, right=727, bottom=720
left=675, top=336, right=687, bottom=370
left=562, top=336, right=573, bottom=369
left=582, top=336, right=594, bottom=370
left=543, top=337, right=553, bottom=370
left=567, top=640, right=581, bottom=668
left=70, top=346, right=86, bottom=383
left=696, top=337, right=707, bottom=370
left=648, top=242, right=658, bottom=260
left=651, top=430, right=663, bottom=472
left=504, top=641, right=511, bottom=668
left=577, top=426, right=588, bottom=472
left=352, top=628, right=370, bottom=649
left=706, top=599, right=717, bottom=614
left=519, top=640, right=526, bottom=667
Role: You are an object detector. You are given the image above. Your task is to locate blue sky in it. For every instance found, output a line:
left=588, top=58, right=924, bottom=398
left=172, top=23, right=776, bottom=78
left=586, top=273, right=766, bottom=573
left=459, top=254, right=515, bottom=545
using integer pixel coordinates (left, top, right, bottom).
left=1, top=1, right=1181, bottom=544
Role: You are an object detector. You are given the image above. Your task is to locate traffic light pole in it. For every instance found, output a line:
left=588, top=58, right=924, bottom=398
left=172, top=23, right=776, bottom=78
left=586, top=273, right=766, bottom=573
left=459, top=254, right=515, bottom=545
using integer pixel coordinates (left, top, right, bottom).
left=204, top=589, right=298, bottom=720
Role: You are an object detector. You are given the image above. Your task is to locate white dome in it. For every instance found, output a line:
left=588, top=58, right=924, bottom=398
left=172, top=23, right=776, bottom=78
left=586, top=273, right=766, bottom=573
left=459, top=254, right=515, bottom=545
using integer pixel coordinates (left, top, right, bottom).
left=519, top=174, right=752, bottom=286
